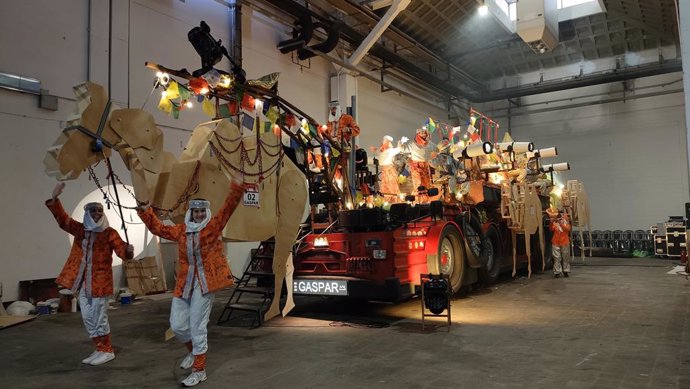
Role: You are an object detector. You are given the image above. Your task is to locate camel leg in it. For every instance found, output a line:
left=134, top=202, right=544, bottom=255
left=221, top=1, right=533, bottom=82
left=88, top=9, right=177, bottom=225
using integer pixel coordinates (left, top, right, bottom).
left=282, top=253, right=295, bottom=317
left=587, top=223, right=593, bottom=259
left=538, top=221, right=545, bottom=272
left=264, top=170, right=308, bottom=322
left=510, top=230, right=517, bottom=277
left=578, top=228, right=585, bottom=261
left=525, top=233, right=532, bottom=278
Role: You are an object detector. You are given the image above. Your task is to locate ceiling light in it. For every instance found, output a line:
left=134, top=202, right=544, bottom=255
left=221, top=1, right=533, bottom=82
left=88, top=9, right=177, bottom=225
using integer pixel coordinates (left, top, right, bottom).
left=478, top=5, right=489, bottom=16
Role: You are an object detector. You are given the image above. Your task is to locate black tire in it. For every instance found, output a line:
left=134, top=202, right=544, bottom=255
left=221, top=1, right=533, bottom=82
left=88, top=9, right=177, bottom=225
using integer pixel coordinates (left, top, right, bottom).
left=437, top=225, right=465, bottom=293
left=479, top=226, right=501, bottom=284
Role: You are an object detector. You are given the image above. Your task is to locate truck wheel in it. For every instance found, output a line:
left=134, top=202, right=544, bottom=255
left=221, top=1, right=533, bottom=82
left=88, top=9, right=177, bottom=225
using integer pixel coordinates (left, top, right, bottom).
left=437, top=225, right=464, bottom=293
left=479, top=226, right=501, bottom=284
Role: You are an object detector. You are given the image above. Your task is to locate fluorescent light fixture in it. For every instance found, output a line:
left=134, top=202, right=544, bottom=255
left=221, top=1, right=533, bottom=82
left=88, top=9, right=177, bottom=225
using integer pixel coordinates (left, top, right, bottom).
left=0, top=72, right=41, bottom=95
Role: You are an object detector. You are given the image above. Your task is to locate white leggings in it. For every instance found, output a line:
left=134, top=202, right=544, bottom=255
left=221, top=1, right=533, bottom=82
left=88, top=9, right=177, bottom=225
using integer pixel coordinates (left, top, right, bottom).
left=170, top=282, right=215, bottom=355
left=79, top=288, right=110, bottom=337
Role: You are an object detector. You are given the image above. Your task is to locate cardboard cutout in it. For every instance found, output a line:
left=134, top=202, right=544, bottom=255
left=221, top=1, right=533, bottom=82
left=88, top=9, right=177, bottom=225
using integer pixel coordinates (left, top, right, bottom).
left=43, top=82, right=309, bottom=321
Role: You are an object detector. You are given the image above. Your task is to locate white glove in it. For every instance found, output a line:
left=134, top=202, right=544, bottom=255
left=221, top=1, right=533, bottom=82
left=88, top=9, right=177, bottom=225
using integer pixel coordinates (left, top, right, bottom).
left=399, top=136, right=409, bottom=145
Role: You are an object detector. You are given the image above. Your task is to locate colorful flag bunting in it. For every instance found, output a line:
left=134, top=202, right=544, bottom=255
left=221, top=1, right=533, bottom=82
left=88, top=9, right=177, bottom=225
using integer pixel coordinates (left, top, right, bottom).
left=241, top=114, right=255, bottom=132
left=202, top=97, right=216, bottom=118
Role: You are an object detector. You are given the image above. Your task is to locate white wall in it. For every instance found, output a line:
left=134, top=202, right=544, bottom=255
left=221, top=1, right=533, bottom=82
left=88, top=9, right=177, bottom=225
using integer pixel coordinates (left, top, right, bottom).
left=482, top=73, right=688, bottom=231
left=357, top=77, right=448, bottom=149
left=0, top=0, right=446, bottom=301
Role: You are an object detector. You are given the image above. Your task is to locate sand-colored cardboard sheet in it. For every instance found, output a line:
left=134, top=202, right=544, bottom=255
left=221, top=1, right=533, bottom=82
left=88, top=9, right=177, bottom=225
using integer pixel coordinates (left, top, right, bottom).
left=179, top=121, right=218, bottom=162
left=110, top=109, right=161, bottom=151
left=43, top=82, right=119, bottom=181
left=54, top=130, right=113, bottom=179
left=0, top=315, right=36, bottom=330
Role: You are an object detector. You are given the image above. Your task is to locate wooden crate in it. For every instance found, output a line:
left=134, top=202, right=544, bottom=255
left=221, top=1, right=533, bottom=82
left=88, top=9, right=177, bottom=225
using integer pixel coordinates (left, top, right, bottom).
left=124, top=256, right=166, bottom=295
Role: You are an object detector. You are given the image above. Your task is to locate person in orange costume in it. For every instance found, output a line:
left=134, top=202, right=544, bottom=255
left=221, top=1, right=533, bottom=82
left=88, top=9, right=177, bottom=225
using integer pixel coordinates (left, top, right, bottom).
left=548, top=208, right=572, bottom=278
left=137, top=181, right=245, bottom=387
left=325, top=100, right=360, bottom=147
left=370, top=135, right=403, bottom=201
left=46, top=182, right=134, bottom=366
left=401, top=128, right=436, bottom=191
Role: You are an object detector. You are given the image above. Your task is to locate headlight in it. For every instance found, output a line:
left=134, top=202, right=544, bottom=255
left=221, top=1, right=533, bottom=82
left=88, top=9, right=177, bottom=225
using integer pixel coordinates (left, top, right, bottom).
left=314, top=237, right=329, bottom=247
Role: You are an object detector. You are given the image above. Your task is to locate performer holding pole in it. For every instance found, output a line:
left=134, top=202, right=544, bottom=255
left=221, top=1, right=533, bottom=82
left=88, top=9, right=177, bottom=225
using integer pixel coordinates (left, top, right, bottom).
left=137, top=181, right=245, bottom=387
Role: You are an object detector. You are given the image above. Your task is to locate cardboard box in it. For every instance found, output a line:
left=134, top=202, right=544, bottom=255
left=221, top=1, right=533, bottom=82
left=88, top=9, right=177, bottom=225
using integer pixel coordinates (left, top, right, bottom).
left=124, top=256, right=166, bottom=295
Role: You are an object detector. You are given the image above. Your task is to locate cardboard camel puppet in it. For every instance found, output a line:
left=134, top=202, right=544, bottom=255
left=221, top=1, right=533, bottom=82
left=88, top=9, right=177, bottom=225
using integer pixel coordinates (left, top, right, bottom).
left=500, top=181, right=546, bottom=277
left=43, top=82, right=309, bottom=321
left=561, top=180, right=592, bottom=260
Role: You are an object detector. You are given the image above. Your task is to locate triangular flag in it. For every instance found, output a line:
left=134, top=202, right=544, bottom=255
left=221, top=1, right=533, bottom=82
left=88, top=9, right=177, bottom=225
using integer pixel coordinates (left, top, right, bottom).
left=202, top=97, right=216, bottom=118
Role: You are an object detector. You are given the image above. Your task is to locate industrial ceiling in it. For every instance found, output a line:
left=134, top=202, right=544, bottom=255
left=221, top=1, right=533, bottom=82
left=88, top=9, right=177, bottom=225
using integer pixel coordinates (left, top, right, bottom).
left=243, top=0, right=681, bottom=105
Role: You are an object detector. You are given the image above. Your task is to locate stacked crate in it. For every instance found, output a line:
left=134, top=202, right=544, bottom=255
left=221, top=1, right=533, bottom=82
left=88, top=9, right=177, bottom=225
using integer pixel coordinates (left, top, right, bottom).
left=665, top=219, right=687, bottom=258
left=652, top=223, right=667, bottom=257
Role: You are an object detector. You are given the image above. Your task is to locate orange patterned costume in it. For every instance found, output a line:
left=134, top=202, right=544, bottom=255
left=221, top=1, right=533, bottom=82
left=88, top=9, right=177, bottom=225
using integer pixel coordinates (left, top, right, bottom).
left=46, top=199, right=131, bottom=296
left=137, top=183, right=244, bottom=297
left=46, top=198, right=132, bottom=362
left=326, top=114, right=361, bottom=143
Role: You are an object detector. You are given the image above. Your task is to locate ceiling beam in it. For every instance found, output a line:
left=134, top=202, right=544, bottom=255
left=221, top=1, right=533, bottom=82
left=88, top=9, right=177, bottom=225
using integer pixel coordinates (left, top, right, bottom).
left=473, top=59, right=682, bottom=102
left=348, top=0, right=411, bottom=66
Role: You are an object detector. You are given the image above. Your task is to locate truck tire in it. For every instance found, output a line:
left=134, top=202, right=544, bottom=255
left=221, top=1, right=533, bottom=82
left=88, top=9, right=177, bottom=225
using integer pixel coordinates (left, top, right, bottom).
left=437, top=225, right=465, bottom=293
left=479, top=226, right=501, bottom=284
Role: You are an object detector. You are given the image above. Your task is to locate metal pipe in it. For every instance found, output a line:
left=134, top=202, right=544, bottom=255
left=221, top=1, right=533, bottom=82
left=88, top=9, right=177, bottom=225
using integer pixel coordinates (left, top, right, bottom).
left=108, top=0, right=112, bottom=95
left=87, top=0, right=91, bottom=81
left=486, top=78, right=684, bottom=113
left=474, top=60, right=683, bottom=102
left=229, top=0, right=242, bottom=69
left=490, top=88, right=683, bottom=119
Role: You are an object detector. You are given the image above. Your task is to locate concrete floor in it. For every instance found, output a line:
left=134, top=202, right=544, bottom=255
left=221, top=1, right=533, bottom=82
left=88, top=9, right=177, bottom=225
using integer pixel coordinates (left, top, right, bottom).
left=1, top=257, right=690, bottom=388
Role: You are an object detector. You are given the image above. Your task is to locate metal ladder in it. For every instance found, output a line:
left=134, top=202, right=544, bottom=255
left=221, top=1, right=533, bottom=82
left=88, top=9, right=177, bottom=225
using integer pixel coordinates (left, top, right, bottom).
left=217, top=240, right=275, bottom=328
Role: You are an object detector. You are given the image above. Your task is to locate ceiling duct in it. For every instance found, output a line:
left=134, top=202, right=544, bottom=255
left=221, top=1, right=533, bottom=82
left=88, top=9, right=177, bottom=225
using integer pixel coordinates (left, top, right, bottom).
left=277, top=10, right=314, bottom=54
left=517, top=0, right=558, bottom=54
left=298, top=21, right=343, bottom=60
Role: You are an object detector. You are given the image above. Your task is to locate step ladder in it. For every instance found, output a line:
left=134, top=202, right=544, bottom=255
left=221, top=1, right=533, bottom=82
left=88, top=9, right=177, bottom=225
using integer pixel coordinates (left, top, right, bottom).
left=217, top=240, right=275, bottom=328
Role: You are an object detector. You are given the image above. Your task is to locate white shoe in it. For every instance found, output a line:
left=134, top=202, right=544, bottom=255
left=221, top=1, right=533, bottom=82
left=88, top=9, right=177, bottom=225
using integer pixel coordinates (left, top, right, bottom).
left=180, top=352, right=194, bottom=369
left=89, top=351, right=115, bottom=366
left=181, top=370, right=207, bottom=387
left=81, top=351, right=99, bottom=364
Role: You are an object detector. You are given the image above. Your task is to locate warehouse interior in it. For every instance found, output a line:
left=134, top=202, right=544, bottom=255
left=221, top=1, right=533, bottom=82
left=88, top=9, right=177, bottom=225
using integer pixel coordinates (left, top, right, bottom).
left=1, top=0, right=690, bottom=387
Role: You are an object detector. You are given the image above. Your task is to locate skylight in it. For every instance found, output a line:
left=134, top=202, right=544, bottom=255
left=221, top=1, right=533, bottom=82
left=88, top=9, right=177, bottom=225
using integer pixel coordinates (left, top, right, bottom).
left=558, top=0, right=595, bottom=8
left=491, top=0, right=605, bottom=32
